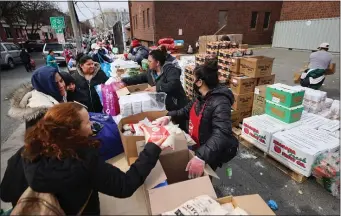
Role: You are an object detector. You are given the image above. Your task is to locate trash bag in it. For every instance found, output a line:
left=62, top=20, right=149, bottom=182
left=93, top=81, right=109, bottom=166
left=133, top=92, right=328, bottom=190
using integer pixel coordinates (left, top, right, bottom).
left=90, top=112, right=124, bottom=161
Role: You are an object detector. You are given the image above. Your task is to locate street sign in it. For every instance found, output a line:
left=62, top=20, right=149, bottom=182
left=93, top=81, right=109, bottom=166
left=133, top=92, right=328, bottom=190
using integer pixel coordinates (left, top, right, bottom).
left=55, top=29, right=63, bottom=34
left=50, top=17, right=65, bottom=29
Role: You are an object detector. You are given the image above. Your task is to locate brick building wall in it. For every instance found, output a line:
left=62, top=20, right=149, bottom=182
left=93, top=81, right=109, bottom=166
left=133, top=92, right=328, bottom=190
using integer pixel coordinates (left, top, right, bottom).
left=129, top=1, right=283, bottom=47
left=280, top=1, right=340, bottom=21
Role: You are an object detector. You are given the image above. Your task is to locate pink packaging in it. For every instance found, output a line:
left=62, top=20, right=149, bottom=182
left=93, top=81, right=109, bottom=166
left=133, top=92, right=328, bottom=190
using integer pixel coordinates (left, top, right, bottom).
left=101, top=83, right=120, bottom=116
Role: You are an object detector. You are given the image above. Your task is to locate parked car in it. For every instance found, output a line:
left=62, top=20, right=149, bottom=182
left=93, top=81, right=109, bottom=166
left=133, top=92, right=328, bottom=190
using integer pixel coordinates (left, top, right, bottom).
left=0, top=42, right=22, bottom=69
left=42, top=43, right=66, bottom=65
left=23, top=40, right=44, bottom=52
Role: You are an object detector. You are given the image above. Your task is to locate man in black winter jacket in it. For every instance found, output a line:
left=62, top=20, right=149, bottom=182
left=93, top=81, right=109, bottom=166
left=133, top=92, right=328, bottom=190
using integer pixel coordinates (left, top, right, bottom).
left=159, top=60, right=239, bottom=178
left=125, top=39, right=149, bottom=66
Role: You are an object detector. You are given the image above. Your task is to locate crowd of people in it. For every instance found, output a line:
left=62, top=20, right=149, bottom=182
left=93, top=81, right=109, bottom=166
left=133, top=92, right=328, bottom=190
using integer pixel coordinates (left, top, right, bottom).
left=0, top=37, right=239, bottom=215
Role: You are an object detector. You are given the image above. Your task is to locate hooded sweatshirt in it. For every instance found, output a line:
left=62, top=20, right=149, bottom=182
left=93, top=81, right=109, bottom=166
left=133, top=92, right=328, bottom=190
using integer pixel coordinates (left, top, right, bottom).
left=8, top=66, right=64, bottom=129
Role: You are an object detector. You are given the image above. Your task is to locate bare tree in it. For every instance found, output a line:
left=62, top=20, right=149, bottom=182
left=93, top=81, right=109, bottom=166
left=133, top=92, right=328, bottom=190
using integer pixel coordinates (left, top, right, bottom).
left=0, top=2, right=25, bottom=24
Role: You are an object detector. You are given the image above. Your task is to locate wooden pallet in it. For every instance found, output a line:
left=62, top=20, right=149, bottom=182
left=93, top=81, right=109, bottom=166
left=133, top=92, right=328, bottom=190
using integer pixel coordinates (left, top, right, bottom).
left=232, top=127, right=307, bottom=183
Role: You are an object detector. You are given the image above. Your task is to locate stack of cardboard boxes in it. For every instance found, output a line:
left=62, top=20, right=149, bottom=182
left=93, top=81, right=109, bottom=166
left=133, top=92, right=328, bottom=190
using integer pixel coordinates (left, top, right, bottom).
left=184, top=65, right=196, bottom=100
left=195, top=54, right=216, bottom=67
left=230, top=56, right=275, bottom=126
left=206, top=41, right=230, bottom=55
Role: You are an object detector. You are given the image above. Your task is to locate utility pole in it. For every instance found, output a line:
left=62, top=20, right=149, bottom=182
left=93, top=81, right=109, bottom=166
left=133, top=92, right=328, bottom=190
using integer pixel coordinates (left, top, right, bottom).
left=97, top=0, right=106, bottom=32
left=67, top=0, right=82, bottom=51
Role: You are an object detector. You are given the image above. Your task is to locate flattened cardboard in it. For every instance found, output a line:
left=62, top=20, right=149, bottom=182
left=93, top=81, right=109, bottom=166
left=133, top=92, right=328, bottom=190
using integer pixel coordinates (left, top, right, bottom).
left=217, top=194, right=275, bottom=215
left=257, top=74, right=275, bottom=85
left=148, top=176, right=217, bottom=215
left=240, top=56, right=274, bottom=78
left=232, top=92, right=254, bottom=110
left=118, top=111, right=168, bottom=165
left=230, top=76, right=257, bottom=94
left=116, top=83, right=149, bottom=97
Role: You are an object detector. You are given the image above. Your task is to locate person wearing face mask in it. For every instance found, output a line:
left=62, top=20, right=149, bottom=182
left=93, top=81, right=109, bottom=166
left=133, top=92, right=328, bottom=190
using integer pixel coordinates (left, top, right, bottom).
left=121, top=49, right=188, bottom=130
left=157, top=60, right=239, bottom=178
left=8, top=66, right=68, bottom=129
left=0, top=102, right=167, bottom=215
left=72, top=55, right=108, bottom=113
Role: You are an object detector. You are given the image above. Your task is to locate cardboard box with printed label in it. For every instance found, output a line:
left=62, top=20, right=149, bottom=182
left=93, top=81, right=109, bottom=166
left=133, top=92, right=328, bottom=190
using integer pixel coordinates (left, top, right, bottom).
left=231, top=109, right=240, bottom=126
left=238, top=107, right=253, bottom=122
left=257, top=74, right=275, bottom=85
left=232, top=92, right=254, bottom=110
left=266, top=83, right=305, bottom=108
left=241, top=114, right=301, bottom=152
left=240, top=56, right=274, bottom=78
left=217, top=194, right=275, bottom=215
left=136, top=141, right=218, bottom=215
left=265, top=100, right=304, bottom=123
left=229, top=57, right=241, bottom=73
left=252, top=85, right=268, bottom=116
left=118, top=111, right=168, bottom=164
left=230, top=76, right=257, bottom=94
left=325, top=63, right=336, bottom=75
left=269, top=126, right=340, bottom=177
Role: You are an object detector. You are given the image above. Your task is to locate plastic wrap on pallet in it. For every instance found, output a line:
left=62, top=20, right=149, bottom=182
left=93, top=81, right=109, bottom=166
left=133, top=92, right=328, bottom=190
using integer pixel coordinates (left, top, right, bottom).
left=312, top=151, right=340, bottom=198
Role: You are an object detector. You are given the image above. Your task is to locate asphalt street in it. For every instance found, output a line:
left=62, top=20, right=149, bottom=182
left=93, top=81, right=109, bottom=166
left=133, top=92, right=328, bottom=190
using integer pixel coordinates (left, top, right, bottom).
left=0, top=49, right=340, bottom=214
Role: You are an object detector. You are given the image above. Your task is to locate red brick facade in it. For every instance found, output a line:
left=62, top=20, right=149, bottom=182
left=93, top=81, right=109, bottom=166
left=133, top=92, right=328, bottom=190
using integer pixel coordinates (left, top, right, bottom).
left=129, top=1, right=283, bottom=46
left=280, top=1, right=340, bottom=21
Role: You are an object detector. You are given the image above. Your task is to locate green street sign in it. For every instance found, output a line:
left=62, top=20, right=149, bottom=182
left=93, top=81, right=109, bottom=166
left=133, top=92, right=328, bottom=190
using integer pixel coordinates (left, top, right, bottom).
left=50, top=17, right=65, bottom=29
left=55, top=29, right=64, bottom=34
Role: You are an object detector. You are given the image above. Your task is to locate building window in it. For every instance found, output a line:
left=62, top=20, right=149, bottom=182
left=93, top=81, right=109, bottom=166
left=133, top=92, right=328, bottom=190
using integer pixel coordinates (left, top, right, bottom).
left=135, top=15, right=138, bottom=29
left=4, top=27, right=13, bottom=38
left=263, top=12, right=271, bottom=29
left=218, top=11, right=228, bottom=28
left=250, top=11, right=258, bottom=29
left=143, top=10, right=145, bottom=28
left=147, top=8, right=150, bottom=28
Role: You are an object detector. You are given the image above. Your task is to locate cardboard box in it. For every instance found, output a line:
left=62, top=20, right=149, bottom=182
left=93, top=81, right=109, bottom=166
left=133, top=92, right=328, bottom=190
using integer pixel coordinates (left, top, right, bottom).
left=257, top=74, right=275, bottom=85
left=229, top=57, right=241, bottom=73
left=217, top=194, right=275, bottom=215
left=230, top=76, right=257, bottom=94
left=231, top=109, right=240, bottom=126
left=238, top=44, right=249, bottom=49
left=238, top=107, right=253, bottom=122
left=293, top=72, right=301, bottom=84
left=118, top=111, right=168, bottom=164
left=116, top=83, right=149, bottom=97
left=265, top=100, right=304, bottom=123
left=325, top=63, right=336, bottom=75
left=232, top=92, right=254, bottom=110
left=240, top=56, right=274, bottom=78
left=269, top=126, right=340, bottom=177
left=266, top=83, right=305, bottom=108
left=136, top=142, right=218, bottom=215
left=252, top=85, right=268, bottom=116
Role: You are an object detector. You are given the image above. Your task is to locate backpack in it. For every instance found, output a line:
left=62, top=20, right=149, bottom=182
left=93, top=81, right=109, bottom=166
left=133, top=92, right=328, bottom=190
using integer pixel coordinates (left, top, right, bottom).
left=10, top=187, right=92, bottom=216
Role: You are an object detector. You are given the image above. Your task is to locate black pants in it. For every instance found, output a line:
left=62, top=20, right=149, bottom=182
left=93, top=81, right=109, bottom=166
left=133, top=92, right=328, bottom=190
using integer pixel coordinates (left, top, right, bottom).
left=23, top=62, right=31, bottom=72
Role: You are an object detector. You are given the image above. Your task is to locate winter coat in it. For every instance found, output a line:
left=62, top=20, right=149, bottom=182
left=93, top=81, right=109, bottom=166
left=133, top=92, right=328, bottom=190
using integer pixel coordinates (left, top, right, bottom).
left=128, top=45, right=149, bottom=65
left=166, top=54, right=180, bottom=68
left=8, top=66, right=67, bottom=129
left=167, top=86, right=239, bottom=169
left=20, top=50, right=30, bottom=63
left=72, top=62, right=108, bottom=113
left=0, top=143, right=161, bottom=215
left=92, top=49, right=111, bottom=63
left=122, top=62, right=188, bottom=112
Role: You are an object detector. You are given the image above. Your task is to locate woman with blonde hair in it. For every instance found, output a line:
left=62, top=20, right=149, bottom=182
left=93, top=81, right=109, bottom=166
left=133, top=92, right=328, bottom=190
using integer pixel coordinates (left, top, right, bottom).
left=1, top=102, right=165, bottom=215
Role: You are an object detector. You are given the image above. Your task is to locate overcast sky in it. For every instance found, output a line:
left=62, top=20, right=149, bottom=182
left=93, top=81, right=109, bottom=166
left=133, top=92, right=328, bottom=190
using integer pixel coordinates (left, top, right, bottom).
left=58, top=1, right=129, bottom=21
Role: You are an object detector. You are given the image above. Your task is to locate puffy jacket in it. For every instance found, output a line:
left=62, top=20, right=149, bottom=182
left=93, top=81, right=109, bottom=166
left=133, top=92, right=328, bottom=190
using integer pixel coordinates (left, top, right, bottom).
left=72, top=63, right=108, bottom=113
left=128, top=45, right=149, bottom=65
left=122, top=62, right=188, bottom=112
left=0, top=143, right=161, bottom=215
left=168, top=86, right=239, bottom=169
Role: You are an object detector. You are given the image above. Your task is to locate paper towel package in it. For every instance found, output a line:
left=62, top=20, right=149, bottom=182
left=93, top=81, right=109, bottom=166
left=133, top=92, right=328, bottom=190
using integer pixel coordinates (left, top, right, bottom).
left=269, top=126, right=340, bottom=177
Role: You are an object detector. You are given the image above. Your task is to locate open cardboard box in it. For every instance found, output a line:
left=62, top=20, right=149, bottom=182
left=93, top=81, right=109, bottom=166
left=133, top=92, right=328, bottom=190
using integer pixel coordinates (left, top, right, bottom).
left=118, top=111, right=168, bottom=165
left=116, top=83, right=149, bottom=97
left=217, top=194, right=275, bottom=215
left=136, top=140, right=219, bottom=215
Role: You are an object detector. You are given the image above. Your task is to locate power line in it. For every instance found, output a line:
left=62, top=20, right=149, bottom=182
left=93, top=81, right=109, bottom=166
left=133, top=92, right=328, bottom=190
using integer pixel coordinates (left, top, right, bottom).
left=74, top=2, right=89, bottom=21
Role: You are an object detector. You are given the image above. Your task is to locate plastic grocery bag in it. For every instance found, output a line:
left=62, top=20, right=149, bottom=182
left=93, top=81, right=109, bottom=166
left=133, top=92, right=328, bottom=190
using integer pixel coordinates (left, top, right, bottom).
left=89, top=112, right=123, bottom=161
left=98, top=54, right=112, bottom=77
left=95, top=83, right=120, bottom=116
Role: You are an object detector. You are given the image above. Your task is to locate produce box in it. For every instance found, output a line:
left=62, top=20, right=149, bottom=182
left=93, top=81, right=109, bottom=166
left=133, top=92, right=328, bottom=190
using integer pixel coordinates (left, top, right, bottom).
left=238, top=107, right=253, bottom=122
left=230, top=76, right=257, bottom=94
left=257, top=74, right=275, bottom=85
left=241, top=115, right=300, bottom=152
left=231, top=109, right=240, bottom=126
left=232, top=92, right=254, bottom=110
left=265, top=100, right=304, bottom=123
left=266, top=83, right=305, bottom=108
left=116, top=83, right=149, bottom=97
left=252, top=85, right=268, bottom=116
left=239, top=44, right=249, bottom=49
left=229, top=57, right=241, bottom=73
left=240, top=56, right=274, bottom=78
left=269, top=126, right=340, bottom=177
